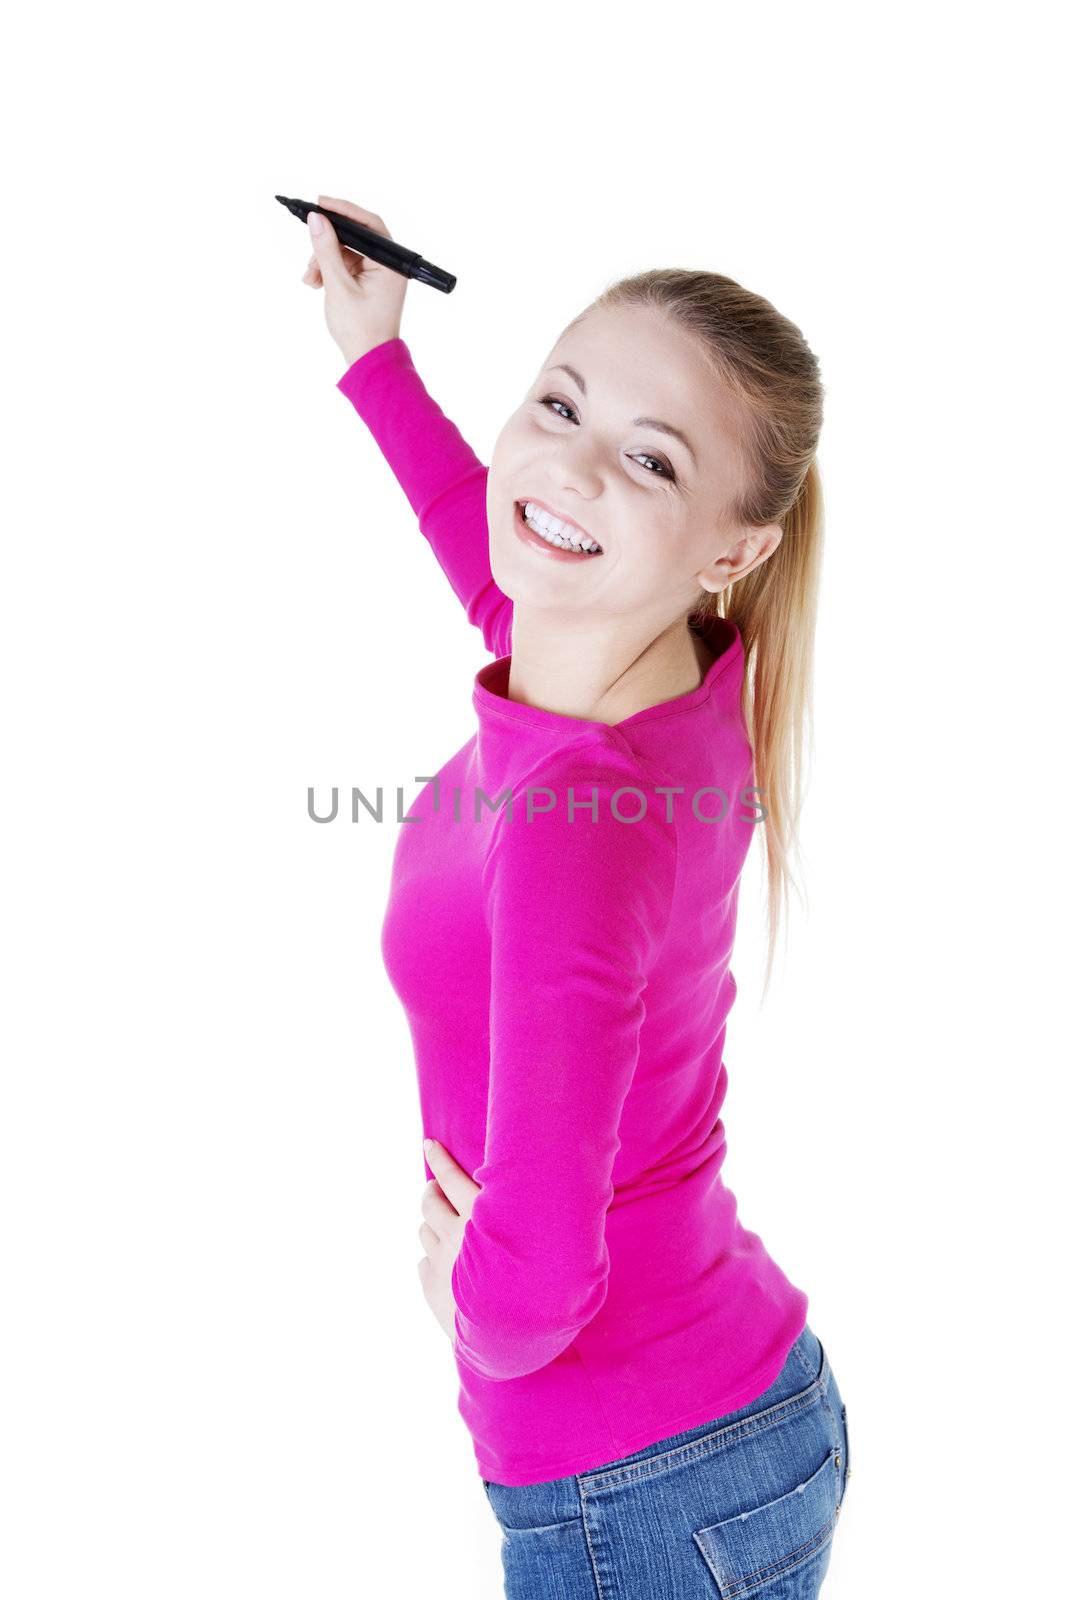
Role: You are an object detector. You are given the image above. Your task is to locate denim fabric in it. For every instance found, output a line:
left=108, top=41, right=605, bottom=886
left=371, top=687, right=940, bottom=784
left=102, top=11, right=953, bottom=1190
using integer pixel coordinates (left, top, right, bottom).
left=482, top=1324, right=850, bottom=1597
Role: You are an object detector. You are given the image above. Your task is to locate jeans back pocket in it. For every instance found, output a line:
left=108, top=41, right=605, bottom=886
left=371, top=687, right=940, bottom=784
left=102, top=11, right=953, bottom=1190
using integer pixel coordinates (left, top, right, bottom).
left=692, top=1446, right=838, bottom=1597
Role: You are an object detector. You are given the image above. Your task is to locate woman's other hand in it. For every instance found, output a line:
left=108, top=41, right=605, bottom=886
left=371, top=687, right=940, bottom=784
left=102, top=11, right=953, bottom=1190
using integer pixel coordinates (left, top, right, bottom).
left=418, top=1139, right=480, bottom=1347
left=301, top=194, right=408, bottom=369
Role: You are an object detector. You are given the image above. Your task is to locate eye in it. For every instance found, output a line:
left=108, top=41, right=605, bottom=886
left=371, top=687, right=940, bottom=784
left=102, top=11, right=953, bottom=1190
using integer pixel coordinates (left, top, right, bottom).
left=632, top=452, right=674, bottom=479
left=536, top=395, right=677, bottom=482
left=539, top=394, right=578, bottom=423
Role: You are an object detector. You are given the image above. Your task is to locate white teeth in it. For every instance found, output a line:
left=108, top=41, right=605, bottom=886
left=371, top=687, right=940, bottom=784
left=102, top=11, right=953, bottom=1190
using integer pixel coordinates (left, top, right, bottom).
left=522, top=503, right=602, bottom=554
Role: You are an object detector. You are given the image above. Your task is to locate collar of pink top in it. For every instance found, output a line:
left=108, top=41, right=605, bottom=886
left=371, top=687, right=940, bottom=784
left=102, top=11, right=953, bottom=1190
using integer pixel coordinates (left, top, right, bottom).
left=472, top=616, right=742, bottom=736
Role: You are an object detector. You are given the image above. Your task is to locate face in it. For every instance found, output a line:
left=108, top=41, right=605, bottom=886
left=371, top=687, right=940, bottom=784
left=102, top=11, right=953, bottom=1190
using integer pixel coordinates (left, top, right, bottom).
left=486, top=303, right=782, bottom=629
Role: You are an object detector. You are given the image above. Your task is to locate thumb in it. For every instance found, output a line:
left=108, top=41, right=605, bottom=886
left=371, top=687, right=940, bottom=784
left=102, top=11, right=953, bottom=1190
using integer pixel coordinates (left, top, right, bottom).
left=307, top=208, right=341, bottom=275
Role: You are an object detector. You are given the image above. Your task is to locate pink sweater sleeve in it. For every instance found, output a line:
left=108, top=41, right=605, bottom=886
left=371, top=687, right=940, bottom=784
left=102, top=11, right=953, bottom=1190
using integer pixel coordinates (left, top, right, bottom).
left=450, top=753, right=679, bottom=1381
left=336, top=338, right=513, bottom=658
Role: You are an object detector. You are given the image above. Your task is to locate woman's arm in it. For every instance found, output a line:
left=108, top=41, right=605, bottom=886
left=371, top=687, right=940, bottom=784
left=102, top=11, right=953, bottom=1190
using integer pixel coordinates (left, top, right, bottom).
left=450, top=749, right=679, bottom=1382
left=337, top=338, right=513, bottom=659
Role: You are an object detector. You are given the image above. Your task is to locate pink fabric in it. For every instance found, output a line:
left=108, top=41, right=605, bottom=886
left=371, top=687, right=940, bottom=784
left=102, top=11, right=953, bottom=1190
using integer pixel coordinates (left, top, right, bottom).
left=337, top=338, right=809, bottom=1487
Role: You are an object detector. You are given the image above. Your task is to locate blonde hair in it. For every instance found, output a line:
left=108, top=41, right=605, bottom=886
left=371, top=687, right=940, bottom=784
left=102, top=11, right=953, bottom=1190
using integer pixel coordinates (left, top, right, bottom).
left=567, top=271, right=826, bottom=1000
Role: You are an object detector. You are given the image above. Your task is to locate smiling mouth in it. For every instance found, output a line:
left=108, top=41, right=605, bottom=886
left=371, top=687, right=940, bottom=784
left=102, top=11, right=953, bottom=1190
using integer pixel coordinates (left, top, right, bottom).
left=515, top=500, right=603, bottom=555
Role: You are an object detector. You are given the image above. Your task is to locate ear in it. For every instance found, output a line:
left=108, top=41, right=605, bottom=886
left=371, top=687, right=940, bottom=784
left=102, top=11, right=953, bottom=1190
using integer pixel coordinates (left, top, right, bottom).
left=696, top=523, right=783, bottom=594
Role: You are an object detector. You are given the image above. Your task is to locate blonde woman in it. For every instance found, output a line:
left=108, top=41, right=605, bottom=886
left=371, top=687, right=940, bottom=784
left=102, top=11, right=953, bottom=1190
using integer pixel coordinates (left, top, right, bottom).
left=302, top=194, right=850, bottom=1597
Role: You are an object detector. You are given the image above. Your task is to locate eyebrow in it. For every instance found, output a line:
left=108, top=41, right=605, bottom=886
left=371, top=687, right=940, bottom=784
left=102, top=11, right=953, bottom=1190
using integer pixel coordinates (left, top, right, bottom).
left=544, top=364, right=699, bottom=467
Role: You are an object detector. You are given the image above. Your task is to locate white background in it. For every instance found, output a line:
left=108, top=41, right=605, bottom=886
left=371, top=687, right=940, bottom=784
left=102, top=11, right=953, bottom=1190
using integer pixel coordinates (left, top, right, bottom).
left=2, top=2, right=1064, bottom=1594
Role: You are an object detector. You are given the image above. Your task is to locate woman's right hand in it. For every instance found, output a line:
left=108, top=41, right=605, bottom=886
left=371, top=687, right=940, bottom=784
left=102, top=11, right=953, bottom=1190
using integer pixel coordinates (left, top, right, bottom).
left=301, top=194, right=408, bottom=370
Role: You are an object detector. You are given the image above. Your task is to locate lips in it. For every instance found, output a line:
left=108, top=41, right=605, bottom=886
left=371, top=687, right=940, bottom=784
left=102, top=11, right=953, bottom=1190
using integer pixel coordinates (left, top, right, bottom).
left=513, top=501, right=601, bottom=560
left=516, top=496, right=597, bottom=546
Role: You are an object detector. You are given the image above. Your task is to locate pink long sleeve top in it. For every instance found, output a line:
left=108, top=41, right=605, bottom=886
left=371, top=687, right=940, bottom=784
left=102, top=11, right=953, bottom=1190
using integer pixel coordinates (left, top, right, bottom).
left=337, top=338, right=809, bottom=1487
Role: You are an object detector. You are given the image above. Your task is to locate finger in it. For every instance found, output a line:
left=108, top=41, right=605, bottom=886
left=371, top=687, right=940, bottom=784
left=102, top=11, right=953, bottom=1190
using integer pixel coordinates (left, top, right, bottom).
left=307, top=247, right=362, bottom=284
left=306, top=220, right=373, bottom=287
left=422, top=1180, right=459, bottom=1224
left=425, top=1139, right=463, bottom=1174
left=312, top=200, right=389, bottom=282
left=317, top=194, right=392, bottom=238
left=424, top=1142, right=478, bottom=1211
left=306, top=208, right=345, bottom=278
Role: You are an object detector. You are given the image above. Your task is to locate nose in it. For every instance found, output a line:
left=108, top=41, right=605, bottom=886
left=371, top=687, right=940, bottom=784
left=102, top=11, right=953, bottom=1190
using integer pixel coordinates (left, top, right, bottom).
left=546, top=438, right=602, bottom=500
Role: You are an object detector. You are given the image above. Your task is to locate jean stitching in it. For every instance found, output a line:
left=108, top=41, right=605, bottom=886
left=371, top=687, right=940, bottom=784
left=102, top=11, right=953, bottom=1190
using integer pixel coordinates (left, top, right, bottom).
left=578, top=1495, right=609, bottom=1600
left=814, top=1387, right=844, bottom=1507
left=577, top=1380, right=824, bottom=1494
left=494, top=1515, right=585, bottom=1534
left=705, top=1517, right=836, bottom=1598
left=792, top=1331, right=825, bottom=1389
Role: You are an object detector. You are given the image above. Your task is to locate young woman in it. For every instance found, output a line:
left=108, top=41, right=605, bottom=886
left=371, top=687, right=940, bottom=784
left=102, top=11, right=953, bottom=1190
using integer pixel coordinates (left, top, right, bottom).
left=302, top=194, right=850, bottom=1597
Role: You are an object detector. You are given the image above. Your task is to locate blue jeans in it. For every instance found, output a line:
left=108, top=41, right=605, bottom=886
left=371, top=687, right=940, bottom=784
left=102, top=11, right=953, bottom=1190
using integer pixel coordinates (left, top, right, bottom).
left=482, top=1324, right=850, bottom=1597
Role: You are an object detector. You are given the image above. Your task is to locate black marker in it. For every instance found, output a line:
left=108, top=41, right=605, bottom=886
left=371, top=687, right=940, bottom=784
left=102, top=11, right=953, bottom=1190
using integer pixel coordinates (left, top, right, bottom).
left=275, top=195, right=456, bottom=293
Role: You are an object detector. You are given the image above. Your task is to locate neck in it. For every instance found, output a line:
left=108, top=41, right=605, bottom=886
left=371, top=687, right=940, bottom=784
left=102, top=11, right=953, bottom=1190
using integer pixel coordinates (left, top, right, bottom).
left=504, top=612, right=714, bottom=725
